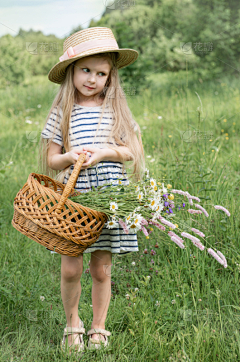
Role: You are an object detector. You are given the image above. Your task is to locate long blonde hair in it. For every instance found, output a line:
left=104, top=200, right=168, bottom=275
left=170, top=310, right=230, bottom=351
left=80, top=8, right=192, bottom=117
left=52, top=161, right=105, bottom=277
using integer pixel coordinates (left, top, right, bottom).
left=38, top=52, right=145, bottom=183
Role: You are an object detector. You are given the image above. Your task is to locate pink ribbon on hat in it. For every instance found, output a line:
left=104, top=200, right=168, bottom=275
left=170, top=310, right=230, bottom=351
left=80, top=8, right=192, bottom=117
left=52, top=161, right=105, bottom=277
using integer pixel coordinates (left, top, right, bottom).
left=59, top=38, right=119, bottom=62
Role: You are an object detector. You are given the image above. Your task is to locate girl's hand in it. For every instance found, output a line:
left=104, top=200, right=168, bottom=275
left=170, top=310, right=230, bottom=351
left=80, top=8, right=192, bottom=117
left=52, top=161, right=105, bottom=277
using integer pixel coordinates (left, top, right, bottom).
left=67, top=148, right=90, bottom=165
left=80, top=146, right=105, bottom=169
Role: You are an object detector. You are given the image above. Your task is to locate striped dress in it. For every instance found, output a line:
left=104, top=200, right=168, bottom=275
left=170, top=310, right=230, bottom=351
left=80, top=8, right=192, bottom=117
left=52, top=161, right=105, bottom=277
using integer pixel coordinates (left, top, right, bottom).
left=41, top=103, right=139, bottom=255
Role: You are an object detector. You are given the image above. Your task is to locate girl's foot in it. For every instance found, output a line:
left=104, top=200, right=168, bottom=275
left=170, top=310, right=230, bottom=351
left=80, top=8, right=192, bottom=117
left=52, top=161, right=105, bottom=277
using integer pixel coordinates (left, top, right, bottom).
left=67, top=317, right=83, bottom=348
left=90, top=332, right=106, bottom=343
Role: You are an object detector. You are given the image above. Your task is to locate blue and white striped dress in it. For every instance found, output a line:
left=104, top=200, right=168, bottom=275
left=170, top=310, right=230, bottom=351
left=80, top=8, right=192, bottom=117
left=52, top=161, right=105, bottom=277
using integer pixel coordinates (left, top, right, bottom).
left=41, top=103, right=139, bottom=255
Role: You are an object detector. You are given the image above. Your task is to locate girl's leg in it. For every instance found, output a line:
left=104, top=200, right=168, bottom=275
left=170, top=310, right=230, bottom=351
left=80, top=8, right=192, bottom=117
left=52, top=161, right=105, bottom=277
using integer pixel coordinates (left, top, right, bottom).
left=61, top=254, right=83, bottom=347
left=90, top=250, right=112, bottom=342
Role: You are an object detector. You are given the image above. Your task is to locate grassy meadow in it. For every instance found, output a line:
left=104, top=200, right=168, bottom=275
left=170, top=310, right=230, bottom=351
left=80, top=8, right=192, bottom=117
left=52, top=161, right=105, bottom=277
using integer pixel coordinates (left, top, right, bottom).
left=0, top=72, right=240, bottom=361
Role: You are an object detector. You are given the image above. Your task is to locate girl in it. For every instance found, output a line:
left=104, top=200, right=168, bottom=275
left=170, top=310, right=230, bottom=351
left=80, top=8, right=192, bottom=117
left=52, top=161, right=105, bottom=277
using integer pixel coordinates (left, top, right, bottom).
left=39, top=27, right=144, bottom=355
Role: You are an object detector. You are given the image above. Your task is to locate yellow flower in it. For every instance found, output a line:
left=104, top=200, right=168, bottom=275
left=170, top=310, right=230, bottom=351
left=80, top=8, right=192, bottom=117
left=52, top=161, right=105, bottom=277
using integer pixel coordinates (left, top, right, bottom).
left=168, top=194, right=174, bottom=200
left=157, top=182, right=161, bottom=186
left=203, top=152, right=205, bottom=155
left=225, top=133, right=228, bottom=136
left=212, top=150, right=214, bottom=152
left=168, top=135, right=172, bottom=138
left=146, top=236, right=149, bottom=239
left=223, top=119, right=227, bottom=122
left=226, top=137, right=229, bottom=140
left=167, top=184, right=172, bottom=189
left=154, top=186, right=157, bottom=191
left=233, top=122, right=236, bottom=125
left=174, top=224, right=178, bottom=228
left=209, top=139, right=212, bottom=142
left=150, top=227, right=153, bottom=231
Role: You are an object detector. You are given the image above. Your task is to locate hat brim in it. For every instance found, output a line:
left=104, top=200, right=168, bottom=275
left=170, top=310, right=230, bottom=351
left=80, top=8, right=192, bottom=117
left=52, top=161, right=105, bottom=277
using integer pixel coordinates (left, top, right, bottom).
left=48, top=48, right=139, bottom=84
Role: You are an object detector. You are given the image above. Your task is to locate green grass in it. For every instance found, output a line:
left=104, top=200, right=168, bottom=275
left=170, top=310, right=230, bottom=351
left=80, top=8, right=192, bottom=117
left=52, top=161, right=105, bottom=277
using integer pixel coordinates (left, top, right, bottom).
left=0, top=72, right=240, bottom=361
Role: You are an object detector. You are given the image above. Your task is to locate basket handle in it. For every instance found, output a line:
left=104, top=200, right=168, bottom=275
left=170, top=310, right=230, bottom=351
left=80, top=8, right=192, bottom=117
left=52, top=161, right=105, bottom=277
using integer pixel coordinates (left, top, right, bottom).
left=55, top=153, right=86, bottom=214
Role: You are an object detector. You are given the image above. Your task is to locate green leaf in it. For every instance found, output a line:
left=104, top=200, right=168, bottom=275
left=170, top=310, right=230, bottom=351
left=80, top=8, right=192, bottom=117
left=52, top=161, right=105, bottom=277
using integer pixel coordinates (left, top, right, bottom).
left=219, top=225, right=227, bottom=231
left=192, top=324, right=198, bottom=333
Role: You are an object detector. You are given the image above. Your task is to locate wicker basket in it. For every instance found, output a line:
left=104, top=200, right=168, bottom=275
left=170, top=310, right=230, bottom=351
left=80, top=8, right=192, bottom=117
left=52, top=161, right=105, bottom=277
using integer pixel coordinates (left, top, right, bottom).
left=11, top=154, right=108, bottom=256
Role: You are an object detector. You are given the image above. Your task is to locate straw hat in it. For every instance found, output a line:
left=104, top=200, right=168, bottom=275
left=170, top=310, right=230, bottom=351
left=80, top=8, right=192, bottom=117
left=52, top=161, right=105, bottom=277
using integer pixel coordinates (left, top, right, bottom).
left=48, top=27, right=139, bottom=84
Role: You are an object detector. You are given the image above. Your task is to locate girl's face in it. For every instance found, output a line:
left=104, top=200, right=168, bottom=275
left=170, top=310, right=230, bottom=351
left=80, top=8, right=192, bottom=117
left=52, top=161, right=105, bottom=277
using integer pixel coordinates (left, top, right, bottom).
left=73, top=56, right=111, bottom=103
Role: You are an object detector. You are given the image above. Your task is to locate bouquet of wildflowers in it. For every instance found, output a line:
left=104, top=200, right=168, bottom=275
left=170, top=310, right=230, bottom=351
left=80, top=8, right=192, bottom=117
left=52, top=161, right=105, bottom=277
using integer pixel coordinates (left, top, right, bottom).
left=69, top=169, right=230, bottom=268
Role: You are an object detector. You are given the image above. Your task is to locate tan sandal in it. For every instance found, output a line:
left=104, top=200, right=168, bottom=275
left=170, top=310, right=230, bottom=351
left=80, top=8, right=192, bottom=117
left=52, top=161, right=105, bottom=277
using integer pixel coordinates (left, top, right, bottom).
left=87, top=328, right=111, bottom=350
left=61, top=316, right=85, bottom=355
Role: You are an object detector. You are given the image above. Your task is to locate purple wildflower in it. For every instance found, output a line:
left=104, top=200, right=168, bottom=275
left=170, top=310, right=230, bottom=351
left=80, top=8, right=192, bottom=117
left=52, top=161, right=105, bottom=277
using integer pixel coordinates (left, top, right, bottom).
left=168, top=231, right=185, bottom=244
left=191, top=228, right=205, bottom=238
left=148, top=220, right=166, bottom=231
left=214, top=205, right=231, bottom=217
left=141, top=226, right=149, bottom=236
left=119, top=218, right=129, bottom=234
left=158, top=216, right=176, bottom=229
left=141, top=218, right=148, bottom=226
left=170, top=236, right=185, bottom=249
left=188, top=209, right=202, bottom=214
left=208, top=248, right=227, bottom=268
left=195, top=204, right=209, bottom=217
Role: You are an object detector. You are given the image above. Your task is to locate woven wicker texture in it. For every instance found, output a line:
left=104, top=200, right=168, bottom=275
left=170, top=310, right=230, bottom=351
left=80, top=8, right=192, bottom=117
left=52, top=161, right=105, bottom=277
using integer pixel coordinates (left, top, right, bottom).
left=11, top=154, right=108, bottom=257
left=48, top=27, right=139, bottom=84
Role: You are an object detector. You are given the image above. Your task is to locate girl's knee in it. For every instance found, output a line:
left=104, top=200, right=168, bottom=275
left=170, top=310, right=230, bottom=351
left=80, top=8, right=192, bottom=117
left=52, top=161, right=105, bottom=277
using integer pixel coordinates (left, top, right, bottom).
left=89, top=250, right=112, bottom=282
left=90, top=265, right=110, bottom=282
left=61, top=255, right=83, bottom=281
left=90, top=261, right=112, bottom=282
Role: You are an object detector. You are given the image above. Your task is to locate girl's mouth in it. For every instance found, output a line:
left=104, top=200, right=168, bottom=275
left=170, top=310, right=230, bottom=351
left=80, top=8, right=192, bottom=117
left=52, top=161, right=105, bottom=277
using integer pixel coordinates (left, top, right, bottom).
left=84, top=85, right=95, bottom=90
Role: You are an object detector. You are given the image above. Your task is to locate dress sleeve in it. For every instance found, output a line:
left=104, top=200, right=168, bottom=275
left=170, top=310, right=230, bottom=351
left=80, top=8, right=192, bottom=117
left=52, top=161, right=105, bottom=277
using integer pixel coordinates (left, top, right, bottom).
left=41, top=106, right=64, bottom=146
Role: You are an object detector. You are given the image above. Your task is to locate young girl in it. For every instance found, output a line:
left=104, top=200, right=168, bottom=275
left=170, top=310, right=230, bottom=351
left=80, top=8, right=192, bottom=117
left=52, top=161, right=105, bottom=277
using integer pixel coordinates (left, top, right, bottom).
left=39, top=27, right=144, bottom=355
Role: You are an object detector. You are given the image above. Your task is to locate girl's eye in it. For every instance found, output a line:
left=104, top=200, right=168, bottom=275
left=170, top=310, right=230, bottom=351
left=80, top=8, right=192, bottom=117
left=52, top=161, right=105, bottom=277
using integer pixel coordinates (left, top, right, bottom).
left=82, top=68, right=106, bottom=76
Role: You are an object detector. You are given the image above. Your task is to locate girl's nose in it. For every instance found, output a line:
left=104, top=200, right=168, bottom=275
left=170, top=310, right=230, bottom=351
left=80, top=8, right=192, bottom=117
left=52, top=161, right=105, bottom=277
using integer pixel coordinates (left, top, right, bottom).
left=88, top=73, right=96, bottom=83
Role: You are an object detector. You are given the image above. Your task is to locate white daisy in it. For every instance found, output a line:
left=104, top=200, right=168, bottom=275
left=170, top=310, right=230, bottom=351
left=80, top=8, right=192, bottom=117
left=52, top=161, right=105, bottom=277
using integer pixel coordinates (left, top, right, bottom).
left=106, top=219, right=118, bottom=229
left=129, top=214, right=143, bottom=231
left=137, top=192, right=143, bottom=201
left=149, top=198, right=158, bottom=210
left=126, top=214, right=132, bottom=224
left=150, top=178, right=156, bottom=188
left=110, top=202, right=118, bottom=211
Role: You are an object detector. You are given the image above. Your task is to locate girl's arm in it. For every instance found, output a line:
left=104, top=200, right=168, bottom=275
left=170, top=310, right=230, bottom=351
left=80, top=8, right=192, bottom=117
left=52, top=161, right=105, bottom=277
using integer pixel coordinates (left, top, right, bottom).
left=48, top=142, right=89, bottom=170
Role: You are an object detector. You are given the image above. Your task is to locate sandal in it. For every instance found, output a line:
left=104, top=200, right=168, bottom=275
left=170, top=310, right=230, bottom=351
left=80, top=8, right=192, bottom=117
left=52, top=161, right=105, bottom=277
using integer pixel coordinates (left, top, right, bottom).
left=87, top=328, right=111, bottom=350
left=61, top=316, right=85, bottom=355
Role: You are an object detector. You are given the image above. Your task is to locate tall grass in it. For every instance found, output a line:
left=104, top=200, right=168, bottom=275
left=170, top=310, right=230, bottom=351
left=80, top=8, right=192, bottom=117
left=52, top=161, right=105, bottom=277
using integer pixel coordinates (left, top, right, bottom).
left=0, top=73, right=240, bottom=361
